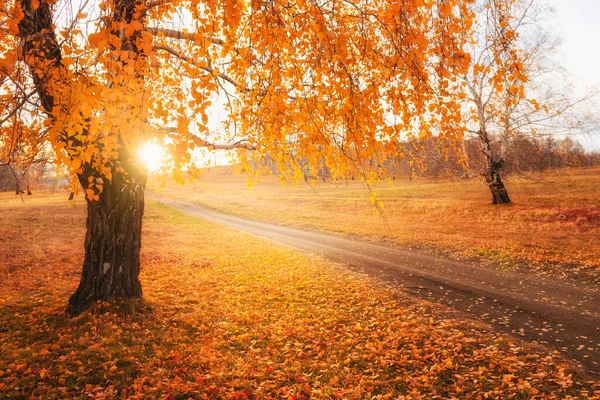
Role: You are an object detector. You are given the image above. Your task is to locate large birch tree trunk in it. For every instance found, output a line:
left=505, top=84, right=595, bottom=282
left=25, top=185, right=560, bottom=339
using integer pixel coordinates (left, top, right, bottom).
left=67, top=164, right=147, bottom=316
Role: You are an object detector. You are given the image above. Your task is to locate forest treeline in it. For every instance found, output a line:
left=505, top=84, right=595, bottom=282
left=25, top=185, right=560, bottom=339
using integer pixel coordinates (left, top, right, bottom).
left=252, top=134, right=600, bottom=182
left=401, top=135, right=600, bottom=180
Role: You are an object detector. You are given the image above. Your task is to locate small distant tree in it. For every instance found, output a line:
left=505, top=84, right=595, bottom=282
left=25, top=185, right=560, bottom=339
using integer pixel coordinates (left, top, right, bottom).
left=1, top=0, right=523, bottom=315
left=463, top=0, right=538, bottom=203
left=463, top=0, right=598, bottom=204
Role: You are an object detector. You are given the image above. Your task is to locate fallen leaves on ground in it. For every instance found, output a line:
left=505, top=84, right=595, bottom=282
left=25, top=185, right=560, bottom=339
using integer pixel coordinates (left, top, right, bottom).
left=0, top=194, right=598, bottom=399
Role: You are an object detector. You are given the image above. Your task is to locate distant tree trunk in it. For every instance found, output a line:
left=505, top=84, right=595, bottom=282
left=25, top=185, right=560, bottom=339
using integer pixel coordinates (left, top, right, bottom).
left=67, top=164, right=147, bottom=316
left=484, top=160, right=511, bottom=204
left=481, top=135, right=511, bottom=205
left=25, top=172, right=32, bottom=195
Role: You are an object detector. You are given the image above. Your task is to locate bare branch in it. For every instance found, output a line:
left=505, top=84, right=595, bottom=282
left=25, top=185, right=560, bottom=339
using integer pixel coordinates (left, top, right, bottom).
left=158, top=126, right=256, bottom=150
left=200, top=140, right=256, bottom=151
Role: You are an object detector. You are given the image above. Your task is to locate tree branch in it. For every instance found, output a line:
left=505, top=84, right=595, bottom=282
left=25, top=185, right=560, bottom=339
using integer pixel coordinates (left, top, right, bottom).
left=148, top=27, right=225, bottom=47
left=0, top=89, right=38, bottom=126
left=158, top=127, right=256, bottom=150
left=153, top=44, right=243, bottom=89
left=200, top=140, right=256, bottom=151
left=145, top=0, right=162, bottom=8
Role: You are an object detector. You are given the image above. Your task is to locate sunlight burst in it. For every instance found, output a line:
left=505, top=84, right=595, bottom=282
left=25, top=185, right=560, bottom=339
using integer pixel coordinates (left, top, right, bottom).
left=138, top=142, right=166, bottom=172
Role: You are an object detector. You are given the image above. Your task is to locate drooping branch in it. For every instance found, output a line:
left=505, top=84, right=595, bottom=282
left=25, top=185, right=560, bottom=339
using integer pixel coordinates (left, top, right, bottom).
left=148, top=27, right=225, bottom=47
left=153, top=44, right=243, bottom=89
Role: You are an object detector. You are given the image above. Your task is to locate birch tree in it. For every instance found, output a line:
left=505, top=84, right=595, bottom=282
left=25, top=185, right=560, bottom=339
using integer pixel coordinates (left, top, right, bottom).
left=0, top=0, right=522, bottom=314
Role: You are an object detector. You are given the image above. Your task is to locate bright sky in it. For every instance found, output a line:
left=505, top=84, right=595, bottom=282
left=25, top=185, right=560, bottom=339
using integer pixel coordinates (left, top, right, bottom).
left=546, top=0, right=600, bottom=88
left=545, top=0, right=600, bottom=150
left=546, top=0, right=600, bottom=151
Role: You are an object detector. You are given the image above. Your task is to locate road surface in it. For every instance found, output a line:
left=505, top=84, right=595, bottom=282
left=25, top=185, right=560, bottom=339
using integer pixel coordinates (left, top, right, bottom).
left=150, top=194, right=600, bottom=375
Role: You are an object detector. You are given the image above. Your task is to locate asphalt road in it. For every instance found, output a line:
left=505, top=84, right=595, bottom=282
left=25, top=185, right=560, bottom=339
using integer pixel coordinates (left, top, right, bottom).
left=150, top=194, right=600, bottom=375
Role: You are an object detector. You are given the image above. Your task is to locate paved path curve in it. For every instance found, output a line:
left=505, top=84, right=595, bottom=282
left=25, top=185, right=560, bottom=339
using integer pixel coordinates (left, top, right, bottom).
left=150, top=194, right=600, bottom=375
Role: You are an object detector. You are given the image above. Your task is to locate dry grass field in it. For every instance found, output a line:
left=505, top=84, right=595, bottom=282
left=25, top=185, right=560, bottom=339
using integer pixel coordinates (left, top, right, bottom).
left=1, top=193, right=600, bottom=398
left=149, top=167, right=600, bottom=282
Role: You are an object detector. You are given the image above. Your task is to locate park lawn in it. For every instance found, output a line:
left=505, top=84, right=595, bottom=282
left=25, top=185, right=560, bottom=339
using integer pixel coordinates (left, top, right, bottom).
left=149, top=167, right=600, bottom=282
left=0, top=193, right=599, bottom=399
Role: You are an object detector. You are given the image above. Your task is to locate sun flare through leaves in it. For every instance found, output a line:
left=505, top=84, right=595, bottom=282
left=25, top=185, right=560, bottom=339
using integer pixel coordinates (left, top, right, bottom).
left=137, top=142, right=166, bottom=172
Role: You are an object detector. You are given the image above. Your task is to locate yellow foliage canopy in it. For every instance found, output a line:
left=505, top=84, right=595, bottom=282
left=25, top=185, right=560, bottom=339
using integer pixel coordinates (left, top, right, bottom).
left=0, top=0, right=527, bottom=192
